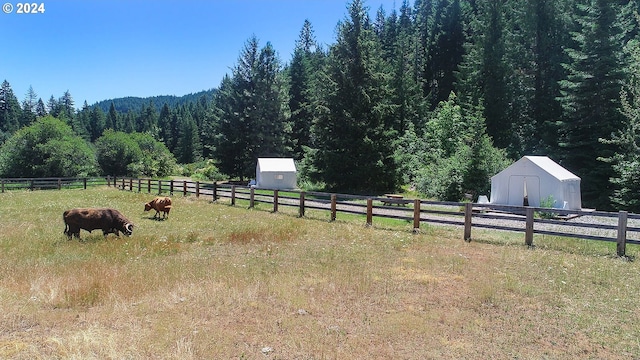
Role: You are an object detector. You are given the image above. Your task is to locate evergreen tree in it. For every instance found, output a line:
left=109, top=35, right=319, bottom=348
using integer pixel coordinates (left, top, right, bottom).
left=211, top=36, right=289, bottom=180
left=58, top=90, right=75, bottom=121
left=558, top=0, right=627, bottom=210
left=35, top=99, right=47, bottom=118
left=107, top=102, right=118, bottom=130
left=19, top=85, right=38, bottom=127
left=253, top=41, right=289, bottom=158
left=426, top=0, right=465, bottom=108
left=73, top=102, right=91, bottom=141
left=457, top=1, right=511, bottom=150
left=310, top=0, right=397, bottom=192
left=175, top=107, right=202, bottom=164
left=46, top=96, right=58, bottom=117
left=137, top=101, right=158, bottom=134
left=88, top=106, right=106, bottom=141
left=384, top=0, right=427, bottom=133
left=599, top=13, right=640, bottom=211
left=0, top=81, right=22, bottom=137
left=209, top=74, right=248, bottom=178
left=288, top=20, right=324, bottom=161
left=157, top=103, right=172, bottom=146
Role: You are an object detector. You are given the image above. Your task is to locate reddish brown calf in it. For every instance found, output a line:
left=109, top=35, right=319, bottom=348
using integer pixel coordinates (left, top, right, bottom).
left=144, top=196, right=172, bottom=219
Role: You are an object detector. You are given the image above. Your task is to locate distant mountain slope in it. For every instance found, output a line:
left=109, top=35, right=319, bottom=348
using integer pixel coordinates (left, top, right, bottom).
left=92, top=89, right=217, bottom=113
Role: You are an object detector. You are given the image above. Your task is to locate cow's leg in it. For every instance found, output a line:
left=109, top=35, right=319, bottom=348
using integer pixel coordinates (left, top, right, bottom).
left=69, top=226, right=81, bottom=239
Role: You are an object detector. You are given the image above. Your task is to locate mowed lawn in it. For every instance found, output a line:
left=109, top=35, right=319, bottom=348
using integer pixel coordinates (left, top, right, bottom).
left=0, top=187, right=639, bottom=359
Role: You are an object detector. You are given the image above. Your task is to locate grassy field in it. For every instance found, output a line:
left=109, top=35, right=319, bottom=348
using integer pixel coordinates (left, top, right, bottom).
left=0, top=187, right=639, bottom=359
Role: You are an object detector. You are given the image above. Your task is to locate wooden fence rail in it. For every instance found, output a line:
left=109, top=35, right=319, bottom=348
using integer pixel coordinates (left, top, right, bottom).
left=111, top=177, right=639, bottom=257
left=1, top=176, right=638, bottom=257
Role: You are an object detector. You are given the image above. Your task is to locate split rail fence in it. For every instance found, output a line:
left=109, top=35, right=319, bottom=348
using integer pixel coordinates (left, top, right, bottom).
left=1, top=176, right=638, bottom=257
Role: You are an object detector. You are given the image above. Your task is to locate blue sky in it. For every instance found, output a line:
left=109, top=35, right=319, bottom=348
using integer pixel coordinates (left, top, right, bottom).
left=2, top=0, right=400, bottom=107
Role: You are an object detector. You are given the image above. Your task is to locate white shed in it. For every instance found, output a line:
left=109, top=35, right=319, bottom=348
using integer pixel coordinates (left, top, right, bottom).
left=255, top=158, right=297, bottom=190
left=490, top=156, right=582, bottom=210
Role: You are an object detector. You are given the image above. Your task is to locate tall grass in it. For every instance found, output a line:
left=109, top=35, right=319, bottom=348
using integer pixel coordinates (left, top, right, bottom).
left=0, top=187, right=639, bottom=359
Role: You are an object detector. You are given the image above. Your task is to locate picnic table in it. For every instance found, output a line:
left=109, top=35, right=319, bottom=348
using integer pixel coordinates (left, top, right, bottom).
left=382, top=194, right=405, bottom=206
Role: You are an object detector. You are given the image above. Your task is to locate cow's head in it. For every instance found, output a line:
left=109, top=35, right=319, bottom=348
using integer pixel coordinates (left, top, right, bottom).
left=123, top=223, right=134, bottom=236
left=144, top=202, right=152, bottom=211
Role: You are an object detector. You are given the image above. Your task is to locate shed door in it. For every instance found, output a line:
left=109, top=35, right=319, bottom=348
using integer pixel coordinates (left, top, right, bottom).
left=508, top=176, right=541, bottom=206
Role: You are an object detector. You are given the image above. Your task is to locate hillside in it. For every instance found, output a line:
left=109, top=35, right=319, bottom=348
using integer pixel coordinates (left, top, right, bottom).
left=92, top=88, right=217, bottom=113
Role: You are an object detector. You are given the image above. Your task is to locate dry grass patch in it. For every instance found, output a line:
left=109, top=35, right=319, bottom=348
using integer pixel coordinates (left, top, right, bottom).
left=0, top=187, right=639, bottom=359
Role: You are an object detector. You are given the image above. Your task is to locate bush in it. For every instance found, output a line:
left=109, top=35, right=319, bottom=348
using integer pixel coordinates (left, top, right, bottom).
left=0, top=116, right=99, bottom=177
left=95, top=130, right=177, bottom=177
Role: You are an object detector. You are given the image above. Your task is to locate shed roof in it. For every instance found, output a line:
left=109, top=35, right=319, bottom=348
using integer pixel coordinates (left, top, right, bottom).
left=523, top=156, right=580, bottom=181
left=257, top=158, right=297, bottom=172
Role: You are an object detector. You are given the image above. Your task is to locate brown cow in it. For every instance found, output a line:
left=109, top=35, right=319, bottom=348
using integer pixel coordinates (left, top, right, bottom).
left=144, top=196, right=172, bottom=219
left=63, top=208, right=134, bottom=239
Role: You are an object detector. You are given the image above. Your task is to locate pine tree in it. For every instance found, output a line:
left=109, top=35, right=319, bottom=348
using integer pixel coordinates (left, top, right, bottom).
left=107, top=102, right=118, bottom=130
left=175, top=108, right=202, bottom=164
left=58, top=90, right=75, bottom=121
left=35, top=99, right=47, bottom=118
left=211, top=36, right=289, bottom=180
left=0, top=81, right=22, bottom=136
left=88, top=106, right=106, bottom=141
left=19, top=85, right=38, bottom=127
left=136, top=101, right=158, bottom=134
left=600, top=32, right=640, bottom=211
left=558, top=0, right=627, bottom=210
left=209, top=74, right=248, bottom=179
left=157, top=103, right=172, bottom=146
left=460, top=1, right=510, bottom=150
left=311, top=0, right=397, bottom=192
left=289, top=20, right=324, bottom=161
left=426, top=0, right=465, bottom=108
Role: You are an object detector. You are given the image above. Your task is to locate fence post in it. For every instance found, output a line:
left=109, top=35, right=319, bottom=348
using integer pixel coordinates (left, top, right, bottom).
left=137, top=178, right=141, bottom=192
left=1, top=179, right=4, bottom=193
left=121, top=178, right=125, bottom=190
left=212, top=182, right=217, bottom=201
left=366, top=198, right=373, bottom=226
left=170, top=180, right=174, bottom=195
left=299, top=191, right=306, bottom=217
left=231, top=185, right=236, bottom=206
left=249, top=187, right=255, bottom=208
left=525, top=207, right=534, bottom=246
left=83, top=178, right=87, bottom=189
left=157, top=180, right=162, bottom=195
left=183, top=181, right=187, bottom=196
left=196, top=181, right=200, bottom=198
left=273, top=190, right=279, bottom=212
left=617, top=210, right=628, bottom=257
left=330, top=194, right=337, bottom=221
left=413, top=199, right=421, bottom=233
left=464, top=202, right=472, bottom=241
left=58, top=178, right=62, bottom=190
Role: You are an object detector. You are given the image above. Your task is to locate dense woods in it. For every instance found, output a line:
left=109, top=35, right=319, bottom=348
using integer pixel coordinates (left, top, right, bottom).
left=1, top=0, right=639, bottom=211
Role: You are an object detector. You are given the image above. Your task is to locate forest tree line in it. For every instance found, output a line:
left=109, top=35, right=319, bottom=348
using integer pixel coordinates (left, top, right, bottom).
left=1, top=0, right=640, bottom=212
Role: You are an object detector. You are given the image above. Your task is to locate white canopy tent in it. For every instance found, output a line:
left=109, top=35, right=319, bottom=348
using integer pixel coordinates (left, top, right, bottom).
left=490, top=156, right=582, bottom=210
left=255, top=158, right=297, bottom=190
